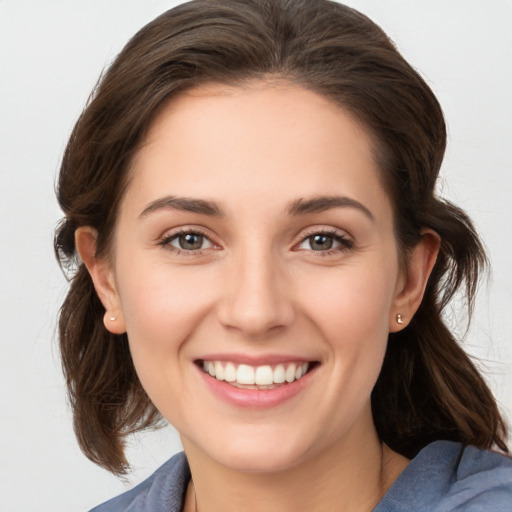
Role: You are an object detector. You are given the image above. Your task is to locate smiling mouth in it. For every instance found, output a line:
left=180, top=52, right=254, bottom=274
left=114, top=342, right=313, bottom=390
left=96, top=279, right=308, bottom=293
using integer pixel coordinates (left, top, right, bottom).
left=196, top=360, right=317, bottom=390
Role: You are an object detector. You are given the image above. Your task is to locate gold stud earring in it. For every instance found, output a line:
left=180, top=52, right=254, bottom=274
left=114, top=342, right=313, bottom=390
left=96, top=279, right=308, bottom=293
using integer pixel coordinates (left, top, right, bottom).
left=397, top=314, right=404, bottom=324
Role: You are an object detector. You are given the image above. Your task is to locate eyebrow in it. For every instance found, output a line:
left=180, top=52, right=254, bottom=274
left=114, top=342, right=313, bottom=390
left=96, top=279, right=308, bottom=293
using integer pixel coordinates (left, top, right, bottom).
left=287, top=195, right=374, bottom=220
left=139, top=194, right=373, bottom=220
left=139, top=196, right=225, bottom=218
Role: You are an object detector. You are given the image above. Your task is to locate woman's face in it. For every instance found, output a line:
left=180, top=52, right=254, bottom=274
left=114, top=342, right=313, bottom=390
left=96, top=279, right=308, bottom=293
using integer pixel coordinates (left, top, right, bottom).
left=99, top=82, right=412, bottom=472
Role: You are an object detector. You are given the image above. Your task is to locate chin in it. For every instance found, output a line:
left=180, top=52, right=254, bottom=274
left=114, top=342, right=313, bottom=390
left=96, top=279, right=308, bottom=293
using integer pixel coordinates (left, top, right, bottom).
left=197, top=425, right=318, bottom=474
left=215, top=447, right=303, bottom=474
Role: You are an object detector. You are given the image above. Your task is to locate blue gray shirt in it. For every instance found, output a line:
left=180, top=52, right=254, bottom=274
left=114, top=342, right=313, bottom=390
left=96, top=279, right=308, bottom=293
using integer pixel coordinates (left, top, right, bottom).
left=91, top=441, right=512, bottom=511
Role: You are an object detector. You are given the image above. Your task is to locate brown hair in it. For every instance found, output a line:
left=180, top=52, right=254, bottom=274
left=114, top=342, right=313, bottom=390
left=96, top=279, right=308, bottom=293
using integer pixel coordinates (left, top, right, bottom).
left=55, top=0, right=508, bottom=474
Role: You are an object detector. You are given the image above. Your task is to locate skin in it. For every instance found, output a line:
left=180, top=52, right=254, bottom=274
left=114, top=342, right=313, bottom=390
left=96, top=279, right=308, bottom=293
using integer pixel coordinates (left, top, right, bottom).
left=77, top=81, right=439, bottom=511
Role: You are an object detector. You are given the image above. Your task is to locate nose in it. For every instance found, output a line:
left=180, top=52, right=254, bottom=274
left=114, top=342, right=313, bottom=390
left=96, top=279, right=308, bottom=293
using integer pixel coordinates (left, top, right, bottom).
left=216, top=246, right=295, bottom=339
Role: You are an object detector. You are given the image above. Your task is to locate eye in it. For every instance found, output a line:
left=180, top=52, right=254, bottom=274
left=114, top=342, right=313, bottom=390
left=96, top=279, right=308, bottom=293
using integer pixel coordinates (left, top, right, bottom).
left=296, top=231, right=353, bottom=252
left=163, top=231, right=214, bottom=251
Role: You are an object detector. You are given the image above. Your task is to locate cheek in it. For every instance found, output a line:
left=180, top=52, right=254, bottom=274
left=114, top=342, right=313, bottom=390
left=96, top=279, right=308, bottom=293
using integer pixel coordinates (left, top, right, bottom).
left=274, top=262, right=397, bottom=442
left=115, top=259, right=218, bottom=370
left=114, top=263, right=222, bottom=428
left=296, top=257, right=398, bottom=395
left=299, top=262, right=396, bottom=342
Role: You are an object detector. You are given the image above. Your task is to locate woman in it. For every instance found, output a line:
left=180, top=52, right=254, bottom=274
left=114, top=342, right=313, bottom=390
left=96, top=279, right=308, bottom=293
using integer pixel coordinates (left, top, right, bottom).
left=54, top=0, right=512, bottom=510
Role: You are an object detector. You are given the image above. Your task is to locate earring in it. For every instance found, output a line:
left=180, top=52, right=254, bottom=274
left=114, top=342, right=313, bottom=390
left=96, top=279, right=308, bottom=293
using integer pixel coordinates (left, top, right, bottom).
left=396, top=314, right=404, bottom=324
left=109, top=315, right=116, bottom=322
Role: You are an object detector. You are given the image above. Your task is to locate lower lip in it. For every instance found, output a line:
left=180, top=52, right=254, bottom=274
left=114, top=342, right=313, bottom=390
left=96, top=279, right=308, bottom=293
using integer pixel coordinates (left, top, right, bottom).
left=196, top=365, right=316, bottom=409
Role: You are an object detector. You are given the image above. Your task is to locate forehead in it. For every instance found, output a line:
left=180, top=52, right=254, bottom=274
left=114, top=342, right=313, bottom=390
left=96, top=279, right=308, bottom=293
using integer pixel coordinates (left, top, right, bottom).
left=125, top=81, right=391, bottom=220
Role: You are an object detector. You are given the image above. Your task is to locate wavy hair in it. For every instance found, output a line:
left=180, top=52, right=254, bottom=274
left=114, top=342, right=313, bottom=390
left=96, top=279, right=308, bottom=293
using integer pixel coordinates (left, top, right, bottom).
left=55, top=0, right=508, bottom=474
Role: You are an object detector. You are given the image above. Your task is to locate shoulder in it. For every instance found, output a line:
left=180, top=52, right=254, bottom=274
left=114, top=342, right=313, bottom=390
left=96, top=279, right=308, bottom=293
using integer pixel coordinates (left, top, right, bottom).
left=89, top=452, right=190, bottom=512
left=376, top=441, right=512, bottom=512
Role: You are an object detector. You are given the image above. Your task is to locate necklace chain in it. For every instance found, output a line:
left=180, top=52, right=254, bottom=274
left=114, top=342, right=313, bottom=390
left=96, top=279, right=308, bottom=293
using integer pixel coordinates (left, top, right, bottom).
left=193, top=480, right=198, bottom=512
left=189, top=442, right=387, bottom=512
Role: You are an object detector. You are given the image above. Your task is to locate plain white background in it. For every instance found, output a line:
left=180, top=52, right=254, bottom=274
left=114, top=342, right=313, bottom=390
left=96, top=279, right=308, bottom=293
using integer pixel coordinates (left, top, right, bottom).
left=0, top=1, right=511, bottom=511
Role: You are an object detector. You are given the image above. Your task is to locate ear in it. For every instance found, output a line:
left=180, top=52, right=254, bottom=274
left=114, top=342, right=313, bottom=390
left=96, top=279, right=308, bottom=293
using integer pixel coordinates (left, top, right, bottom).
left=75, top=227, right=126, bottom=334
left=389, top=229, right=440, bottom=332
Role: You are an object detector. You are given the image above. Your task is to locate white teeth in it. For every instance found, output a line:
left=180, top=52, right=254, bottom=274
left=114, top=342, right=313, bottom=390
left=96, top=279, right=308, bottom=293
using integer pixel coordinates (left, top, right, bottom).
left=202, top=360, right=310, bottom=387
left=214, top=361, right=224, bottom=381
left=224, top=362, right=237, bottom=382
left=273, top=364, right=286, bottom=384
left=237, top=364, right=255, bottom=385
left=255, top=365, right=273, bottom=385
left=285, top=364, right=297, bottom=383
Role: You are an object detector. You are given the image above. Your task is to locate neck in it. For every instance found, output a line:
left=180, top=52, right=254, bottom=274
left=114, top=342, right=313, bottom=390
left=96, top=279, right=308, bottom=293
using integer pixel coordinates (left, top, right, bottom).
left=182, top=420, right=408, bottom=512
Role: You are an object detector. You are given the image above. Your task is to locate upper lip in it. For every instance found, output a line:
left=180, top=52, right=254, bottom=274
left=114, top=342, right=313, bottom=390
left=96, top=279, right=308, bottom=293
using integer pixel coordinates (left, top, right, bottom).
left=195, top=353, right=316, bottom=366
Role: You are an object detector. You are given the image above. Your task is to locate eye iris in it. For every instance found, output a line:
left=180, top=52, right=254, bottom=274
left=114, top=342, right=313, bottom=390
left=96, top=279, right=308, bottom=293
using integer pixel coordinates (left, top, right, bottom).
left=179, top=233, right=203, bottom=250
left=310, top=234, right=333, bottom=251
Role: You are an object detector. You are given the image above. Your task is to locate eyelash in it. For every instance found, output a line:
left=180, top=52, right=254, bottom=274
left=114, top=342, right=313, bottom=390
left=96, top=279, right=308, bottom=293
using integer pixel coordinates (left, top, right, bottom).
left=295, top=229, right=354, bottom=256
left=158, top=228, right=354, bottom=256
left=159, top=228, right=214, bottom=256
